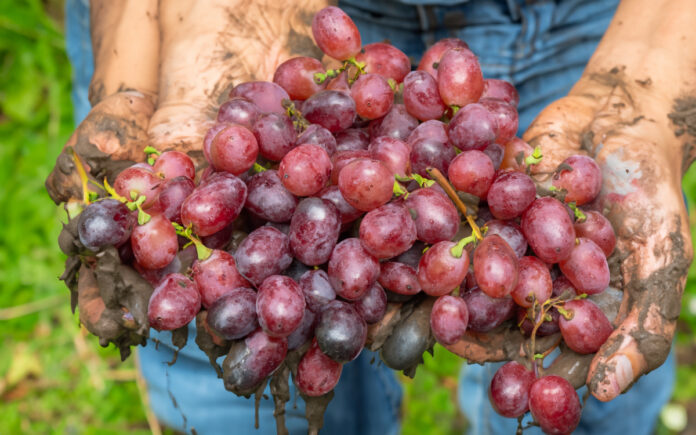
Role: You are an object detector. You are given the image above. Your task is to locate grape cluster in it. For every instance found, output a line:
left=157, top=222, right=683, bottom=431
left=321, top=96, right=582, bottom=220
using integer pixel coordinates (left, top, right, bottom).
left=73, top=6, right=617, bottom=434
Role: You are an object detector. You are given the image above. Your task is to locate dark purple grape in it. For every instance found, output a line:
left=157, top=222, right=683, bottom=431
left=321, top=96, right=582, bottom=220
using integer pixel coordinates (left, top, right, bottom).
left=77, top=199, right=135, bottom=251
left=328, top=238, right=380, bottom=300
left=222, top=328, right=287, bottom=395
left=410, top=137, right=456, bottom=176
left=298, top=124, right=337, bottom=155
left=289, top=197, right=341, bottom=265
left=148, top=273, right=201, bottom=331
left=245, top=169, right=298, bottom=223
left=234, top=226, right=293, bottom=286
left=315, top=300, right=367, bottom=363
left=486, top=170, right=536, bottom=220
left=217, top=98, right=259, bottom=128
left=461, top=287, right=515, bottom=332
left=252, top=113, right=296, bottom=162
left=430, top=295, right=469, bottom=345
left=303, top=90, right=356, bottom=133
left=207, top=287, right=258, bottom=340
left=353, top=282, right=387, bottom=324
left=516, top=305, right=560, bottom=337
left=287, top=307, right=318, bottom=350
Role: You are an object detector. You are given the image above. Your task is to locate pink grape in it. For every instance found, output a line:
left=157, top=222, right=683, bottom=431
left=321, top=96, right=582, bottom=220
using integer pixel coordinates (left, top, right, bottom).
left=410, top=138, right=456, bottom=176
left=430, top=295, right=469, bottom=345
left=558, top=299, right=613, bottom=354
left=230, top=81, right=289, bottom=115
left=448, top=150, right=495, bottom=199
left=338, top=158, right=393, bottom=211
left=486, top=170, right=536, bottom=220
left=407, top=120, right=448, bottom=147
left=574, top=210, right=616, bottom=257
left=447, top=103, right=498, bottom=151
left=369, top=104, right=418, bottom=141
left=552, top=155, right=603, bottom=205
left=529, top=376, right=581, bottom=435
left=482, top=220, right=527, bottom=259
left=256, top=275, right=306, bottom=337
left=330, top=149, right=371, bottom=184
left=181, top=172, right=247, bottom=236
left=244, top=169, right=298, bottom=223
left=148, top=273, right=201, bottom=331
left=317, top=185, right=362, bottom=224
left=521, top=197, right=576, bottom=264
left=328, top=238, right=380, bottom=300
left=209, top=124, right=259, bottom=175
left=480, top=98, right=518, bottom=144
left=359, top=202, right=417, bottom=259
left=481, top=79, right=519, bottom=107
left=152, top=150, right=195, bottom=181
left=356, top=42, right=410, bottom=83
left=192, top=249, right=250, bottom=308
left=297, top=124, right=337, bottom=155
left=296, top=340, right=343, bottom=396
left=559, top=237, right=610, bottom=295
left=353, top=282, right=388, bottom=324
left=252, top=113, right=296, bottom=162
left=437, top=48, right=484, bottom=107
left=311, top=6, right=361, bottom=60
left=369, top=136, right=411, bottom=178
left=131, top=214, right=178, bottom=270
left=489, top=361, right=535, bottom=418
left=303, top=90, right=357, bottom=133
left=417, top=38, right=469, bottom=80
left=113, top=165, right=162, bottom=208
left=511, top=256, right=552, bottom=307
left=278, top=144, right=332, bottom=197
left=417, top=241, right=469, bottom=297
left=351, top=73, right=394, bottom=120
left=234, top=226, right=293, bottom=286
left=335, top=128, right=369, bottom=152
left=217, top=98, right=259, bottom=128
left=473, top=235, right=519, bottom=298
left=402, top=70, right=447, bottom=121
left=273, top=56, right=326, bottom=100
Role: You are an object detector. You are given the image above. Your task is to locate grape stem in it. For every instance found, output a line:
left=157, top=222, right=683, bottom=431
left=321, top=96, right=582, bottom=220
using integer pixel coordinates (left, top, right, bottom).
left=282, top=99, right=309, bottom=131
left=68, top=148, right=95, bottom=205
left=425, top=167, right=483, bottom=240
left=392, top=180, right=409, bottom=198
left=172, top=222, right=212, bottom=261
left=450, top=234, right=476, bottom=258
left=144, top=146, right=161, bottom=165
left=313, top=57, right=366, bottom=85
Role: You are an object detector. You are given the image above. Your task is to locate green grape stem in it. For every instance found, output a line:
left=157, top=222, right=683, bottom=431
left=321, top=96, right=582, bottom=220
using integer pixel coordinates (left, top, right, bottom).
left=172, top=222, right=212, bottom=261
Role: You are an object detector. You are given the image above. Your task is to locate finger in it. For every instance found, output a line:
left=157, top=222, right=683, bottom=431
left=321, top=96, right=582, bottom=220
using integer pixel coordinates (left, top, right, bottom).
left=77, top=264, right=122, bottom=340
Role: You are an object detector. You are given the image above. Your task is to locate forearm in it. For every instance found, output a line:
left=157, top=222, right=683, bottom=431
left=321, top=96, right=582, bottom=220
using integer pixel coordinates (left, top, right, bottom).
left=89, top=0, right=160, bottom=104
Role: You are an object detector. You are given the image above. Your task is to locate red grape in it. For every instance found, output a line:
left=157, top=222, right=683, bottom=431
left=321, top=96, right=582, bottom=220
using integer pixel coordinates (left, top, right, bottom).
left=297, top=124, right=337, bottom=155
left=369, top=104, right=418, bottom=141
left=230, top=81, right=289, bottom=115
left=181, top=172, right=247, bottom=236
left=511, top=256, right=552, bottom=307
left=234, top=226, right=293, bottom=286
left=528, top=376, right=581, bottom=435
left=437, top=48, right=484, bottom=107
left=404, top=188, right=459, bottom=244
left=447, top=102, right=498, bottom=151
left=330, top=149, right=371, bottom=184
left=335, top=128, right=370, bottom=152
left=410, top=138, right=456, bottom=176
left=351, top=73, right=394, bottom=120
left=289, top=197, right=341, bottom=265
left=417, top=38, right=469, bottom=80
left=483, top=142, right=504, bottom=170
left=315, top=300, right=367, bottom=362
left=500, top=137, right=534, bottom=172
left=461, top=287, right=515, bottom=332
left=369, top=136, right=411, bottom=178
left=131, top=213, right=178, bottom=270
left=317, top=185, right=362, bottom=225
left=252, top=113, right=296, bottom=162
left=245, top=169, right=298, bottom=223
left=298, top=269, right=336, bottom=312
left=287, top=307, right=317, bottom=350
left=402, top=70, right=447, bottom=121
left=192, top=249, right=250, bottom=308
left=152, top=150, right=195, bottom=181
left=328, top=238, right=380, bottom=300
left=481, top=79, right=519, bottom=107
left=353, top=282, right=387, bottom=324
left=430, top=295, right=469, bottom=345
left=209, top=124, right=259, bottom=175
left=273, top=56, right=326, bottom=100
left=359, top=202, right=417, bottom=259
left=378, top=262, right=421, bottom=296
left=338, top=158, right=393, bottom=211
left=311, top=6, right=361, bottom=60
left=521, top=197, right=576, bottom=264
left=155, top=176, right=195, bottom=224
left=482, top=219, right=527, bottom=259
left=256, top=275, right=306, bottom=337
left=407, top=119, right=448, bottom=147
left=558, top=299, right=613, bottom=354
left=203, top=123, right=228, bottom=163
left=417, top=241, right=469, bottom=297
left=207, top=287, right=258, bottom=340
left=303, top=90, right=357, bottom=133
left=296, top=340, right=343, bottom=396
left=489, top=361, right=535, bottom=418
left=217, top=98, right=259, bottom=128
left=356, top=42, right=410, bottom=83
left=77, top=199, right=135, bottom=251
left=113, top=165, right=162, bottom=208
left=480, top=98, right=518, bottom=144
left=559, top=237, right=610, bottom=295
left=517, top=305, right=560, bottom=337
left=473, top=234, right=519, bottom=298
left=148, top=273, right=201, bottom=331
left=574, top=210, right=616, bottom=257
left=552, top=155, right=603, bottom=205
left=487, top=170, right=536, bottom=220
left=448, top=150, right=495, bottom=199
left=278, top=144, right=332, bottom=197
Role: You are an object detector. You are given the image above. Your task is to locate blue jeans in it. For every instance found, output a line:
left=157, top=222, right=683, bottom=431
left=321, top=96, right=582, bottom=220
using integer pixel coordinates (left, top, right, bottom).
left=67, top=0, right=676, bottom=433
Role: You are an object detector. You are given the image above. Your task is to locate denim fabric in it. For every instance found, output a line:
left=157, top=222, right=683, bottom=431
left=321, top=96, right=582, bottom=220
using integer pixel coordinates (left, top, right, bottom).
left=66, top=0, right=676, bottom=434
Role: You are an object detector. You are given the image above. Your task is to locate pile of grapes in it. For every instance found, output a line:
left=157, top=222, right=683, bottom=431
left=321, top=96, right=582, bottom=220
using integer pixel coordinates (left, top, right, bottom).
left=64, top=6, right=619, bottom=434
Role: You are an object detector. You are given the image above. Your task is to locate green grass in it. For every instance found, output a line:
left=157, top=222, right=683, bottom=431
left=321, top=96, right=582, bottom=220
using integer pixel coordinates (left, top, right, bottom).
left=1, top=1, right=696, bottom=434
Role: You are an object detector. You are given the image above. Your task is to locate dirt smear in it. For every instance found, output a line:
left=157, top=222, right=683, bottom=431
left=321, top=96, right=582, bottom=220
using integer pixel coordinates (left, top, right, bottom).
left=668, top=96, right=696, bottom=171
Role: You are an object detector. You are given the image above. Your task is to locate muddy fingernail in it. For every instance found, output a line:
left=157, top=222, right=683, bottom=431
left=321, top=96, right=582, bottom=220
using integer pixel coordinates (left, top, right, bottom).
left=604, top=354, right=634, bottom=397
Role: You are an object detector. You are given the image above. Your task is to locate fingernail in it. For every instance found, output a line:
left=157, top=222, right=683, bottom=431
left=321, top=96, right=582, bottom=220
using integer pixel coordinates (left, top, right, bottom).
left=605, top=354, right=634, bottom=396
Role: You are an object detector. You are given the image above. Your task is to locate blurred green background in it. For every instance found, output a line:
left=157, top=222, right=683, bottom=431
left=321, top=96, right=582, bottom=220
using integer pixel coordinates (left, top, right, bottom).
left=1, top=1, right=695, bottom=434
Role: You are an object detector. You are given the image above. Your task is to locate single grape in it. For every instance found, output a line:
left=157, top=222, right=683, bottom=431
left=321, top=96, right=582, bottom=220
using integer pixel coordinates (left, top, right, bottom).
left=407, top=119, right=448, bottom=147
left=303, top=90, right=357, bottom=133
left=289, top=197, right=341, bottom=265
left=351, top=73, right=394, bottom=120
left=521, top=197, right=576, bottom=264
left=511, top=256, right=553, bottom=307
left=337, top=158, right=393, bottom=211
left=113, top=165, right=162, bottom=208
left=479, top=98, right=518, bottom=144
left=207, top=287, right=258, bottom=340
left=148, top=273, right=201, bottom=331
left=335, top=128, right=369, bottom=152
left=278, top=144, right=332, bottom=197
left=209, top=124, right=259, bottom=175
left=222, top=327, right=287, bottom=395
left=200, top=223, right=235, bottom=250
left=203, top=123, right=229, bottom=163
left=482, top=219, right=527, bottom=259
left=489, top=361, right=535, bottom=418
left=287, top=307, right=318, bottom=350
left=252, top=113, right=296, bottom=162
left=296, top=340, right=343, bottom=396
left=328, top=238, right=380, bottom=300
left=378, top=262, right=421, bottom=297
left=245, top=169, right=298, bottom=223
left=417, top=241, right=469, bottom=297
left=574, top=210, right=616, bottom=257
left=461, top=287, right=515, bottom=332
left=448, top=150, right=495, bottom=199
left=330, top=149, right=371, bottom=184
left=131, top=213, right=178, bottom=270
left=315, top=300, right=367, bottom=363
left=192, top=249, right=250, bottom=308
left=552, top=155, right=603, bottom=205
left=181, top=172, right=247, bottom=236
left=256, top=275, right=306, bottom=337
left=481, top=79, right=520, bottom=107
left=528, top=376, right=581, bottom=435
left=230, top=81, right=289, bottom=115
left=417, top=38, right=469, bottom=80
left=326, top=71, right=351, bottom=93
left=369, top=104, right=418, bottom=141
left=410, top=137, right=456, bottom=176
left=359, top=202, right=417, bottom=259
left=155, top=176, right=195, bottom=224
left=152, top=150, right=195, bottom=181
left=402, top=70, right=447, bottom=121
left=273, top=56, right=326, bottom=100
left=217, top=98, right=259, bottom=128
left=430, top=295, right=469, bottom=345
left=486, top=170, right=536, bottom=220
left=447, top=102, right=498, bottom=151
left=559, top=237, right=610, bottom=295
left=317, top=185, right=363, bottom=224
left=437, top=48, right=484, bottom=107
left=353, top=282, right=387, bottom=324
left=356, top=42, right=410, bottom=83
left=473, top=234, right=519, bottom=298
left=311, top=6, right=361, bottom=60
left=404, top=188, right=459, bottom=244
left=234, top=226, right=293, bottom=286
left=368, top=136, right=411, bottom=178
left=553, top=275, right=577, bottom=298
left=77, top=199, right=135, bottom=251
left=558, top=299, right=613, bottom=354
left=298, top=269, right=337, bottom=312
left=298, top=124, right=337, bottom=156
